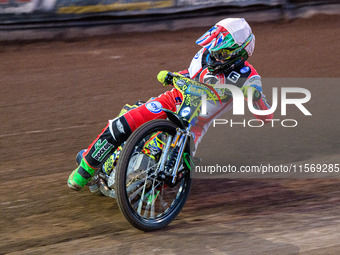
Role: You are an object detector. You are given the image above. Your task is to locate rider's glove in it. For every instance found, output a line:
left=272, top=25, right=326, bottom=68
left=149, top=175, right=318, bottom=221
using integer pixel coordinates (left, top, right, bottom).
left=241, top=85, right=261, bottom=101
left=157, top=70, right=174, bottom=86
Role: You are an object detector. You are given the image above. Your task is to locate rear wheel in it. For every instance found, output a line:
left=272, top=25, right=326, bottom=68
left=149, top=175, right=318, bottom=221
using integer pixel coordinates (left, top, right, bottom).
left=115, top=120, right=192, bottom=231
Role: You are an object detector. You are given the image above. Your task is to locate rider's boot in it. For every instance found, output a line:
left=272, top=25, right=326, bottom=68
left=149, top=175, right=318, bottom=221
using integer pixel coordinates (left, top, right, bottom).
left=68, top=159, right=97, bottom=191
left=67, top=116, right=132, bottom=191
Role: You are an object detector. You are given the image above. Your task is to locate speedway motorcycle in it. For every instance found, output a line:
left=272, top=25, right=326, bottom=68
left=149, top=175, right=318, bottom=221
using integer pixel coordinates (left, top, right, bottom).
left=77, top=71, right=223, bottom=231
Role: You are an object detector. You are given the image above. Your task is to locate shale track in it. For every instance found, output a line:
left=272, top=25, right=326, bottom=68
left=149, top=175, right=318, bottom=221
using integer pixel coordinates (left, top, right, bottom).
left=1, top=15, right=340, bottom=255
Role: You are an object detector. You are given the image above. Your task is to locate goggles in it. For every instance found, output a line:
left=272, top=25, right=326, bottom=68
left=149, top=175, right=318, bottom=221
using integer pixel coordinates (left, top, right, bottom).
left=210, top=34, right=253, bottom=61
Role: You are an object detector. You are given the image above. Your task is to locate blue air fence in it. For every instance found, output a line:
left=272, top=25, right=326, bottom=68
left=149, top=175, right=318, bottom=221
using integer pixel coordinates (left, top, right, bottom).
left=0, top=0, right=338, bottom=26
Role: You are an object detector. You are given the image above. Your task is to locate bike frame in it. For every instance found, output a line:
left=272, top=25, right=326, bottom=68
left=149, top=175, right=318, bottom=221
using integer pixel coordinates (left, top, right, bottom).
left=155, top=72, right=221, bottom=184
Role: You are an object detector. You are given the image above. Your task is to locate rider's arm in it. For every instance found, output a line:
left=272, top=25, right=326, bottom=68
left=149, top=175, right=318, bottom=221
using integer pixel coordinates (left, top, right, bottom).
left=252, top=91, right=274, bottom=123
left=241, top=77, right=274, bottom=124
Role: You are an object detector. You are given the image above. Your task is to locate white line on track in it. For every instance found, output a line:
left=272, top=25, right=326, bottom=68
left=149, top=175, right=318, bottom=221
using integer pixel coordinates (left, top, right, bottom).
left=0, top=199, right=29, bottom=205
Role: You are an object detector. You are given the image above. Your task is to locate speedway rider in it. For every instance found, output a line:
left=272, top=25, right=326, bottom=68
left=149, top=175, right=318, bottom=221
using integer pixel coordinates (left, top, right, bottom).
left=68, top=18, right=274, bottom=191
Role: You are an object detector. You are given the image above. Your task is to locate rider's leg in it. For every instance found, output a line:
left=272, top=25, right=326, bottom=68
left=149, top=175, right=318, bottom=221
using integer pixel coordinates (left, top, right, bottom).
left=68, top=117, right=132, bottom=190
left=68, top=89, right=182, bottom=191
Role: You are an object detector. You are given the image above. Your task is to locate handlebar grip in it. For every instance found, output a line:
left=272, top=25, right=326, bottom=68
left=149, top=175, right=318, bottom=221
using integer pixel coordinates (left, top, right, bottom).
left=157, top=70, right=175, bottom=85
left=157, top=70, right=168, bottom=83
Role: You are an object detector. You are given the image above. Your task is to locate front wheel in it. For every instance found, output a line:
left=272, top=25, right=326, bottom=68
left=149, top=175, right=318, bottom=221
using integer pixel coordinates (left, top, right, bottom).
left=115, top=120, right=192, bottom=231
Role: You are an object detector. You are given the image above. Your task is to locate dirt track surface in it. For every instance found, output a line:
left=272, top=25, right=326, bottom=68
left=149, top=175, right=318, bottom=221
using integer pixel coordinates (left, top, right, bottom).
left=1, top=15, right=340, bottom=254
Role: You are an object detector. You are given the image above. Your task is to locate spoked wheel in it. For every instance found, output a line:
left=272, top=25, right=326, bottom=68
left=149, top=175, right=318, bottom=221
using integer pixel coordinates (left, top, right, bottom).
left=115, top=120, right=192, bottom=231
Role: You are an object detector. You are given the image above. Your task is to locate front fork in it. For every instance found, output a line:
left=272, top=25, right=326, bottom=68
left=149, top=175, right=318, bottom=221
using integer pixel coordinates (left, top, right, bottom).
left=158, top=124, right=192, bottom=185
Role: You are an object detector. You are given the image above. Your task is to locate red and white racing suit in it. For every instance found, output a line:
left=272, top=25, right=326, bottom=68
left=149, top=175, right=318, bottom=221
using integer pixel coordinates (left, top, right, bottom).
left=82, top=49, right=273, bottom=170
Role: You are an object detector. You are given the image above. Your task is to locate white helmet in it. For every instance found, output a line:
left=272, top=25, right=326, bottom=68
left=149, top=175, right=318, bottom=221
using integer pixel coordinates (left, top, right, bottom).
left=196, top=18, right=255, bottom=71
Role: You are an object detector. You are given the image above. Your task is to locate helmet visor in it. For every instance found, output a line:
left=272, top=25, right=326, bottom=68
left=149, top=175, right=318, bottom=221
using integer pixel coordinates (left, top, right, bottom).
left=210, top=48, right=234, bottom=61
left=210, top=33, right=253, bottom=62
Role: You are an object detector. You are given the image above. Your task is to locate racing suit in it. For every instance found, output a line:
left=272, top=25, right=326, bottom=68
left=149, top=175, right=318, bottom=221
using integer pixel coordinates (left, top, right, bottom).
left=75, top=49, right=273, bottom=181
